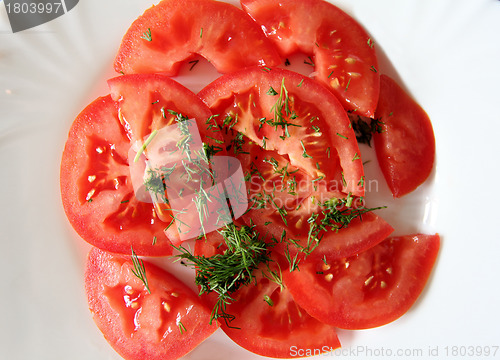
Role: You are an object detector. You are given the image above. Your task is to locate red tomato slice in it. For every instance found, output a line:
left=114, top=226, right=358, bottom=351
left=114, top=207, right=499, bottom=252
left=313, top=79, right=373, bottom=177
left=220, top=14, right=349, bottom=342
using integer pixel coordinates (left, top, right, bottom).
left=241, top=0, right=380, bottom=117
left=374, top=75, right=436, bottom=197
left=114, top=0, right=281, bottom=76
left=282, top=233, right=440, bottom=329
left=199, top=67, right=389, bottom=264
left=60, top=96, right=173, bottom=256
left=198, top=66, right=364, bottom=197
left=61, top=74, right=221, bottom=255
left=273, top=209, right=395, bottom=264
left=108, top=73, right=229, bottom=245
left=107, top=73, right=216, bottom=144
left=85, top=247, right=218, bottom=360
left=194, top=230, right=341, bottom=358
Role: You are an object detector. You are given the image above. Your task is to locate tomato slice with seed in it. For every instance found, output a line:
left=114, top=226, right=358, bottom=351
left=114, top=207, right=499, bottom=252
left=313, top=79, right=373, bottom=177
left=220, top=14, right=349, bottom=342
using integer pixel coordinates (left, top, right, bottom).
left=61, top=74, right=221, bottom=255
left=194, top=230, right=341, bottom=358
left=282, top=233, right=440, bottom=329
left=60, top=96, right=173, bottom=256
left=374, top=74, right=436, bottom=197
left=198, top=66, right=364, bottom=197
left=241, top=0, right=380, bottom=117
left=114, top=0, right=281, bottom=75
left=272, top=207, right=395, bottom=264
left=108, top=74, right=228, bottom=245
left=85, top=247, right=218, bottom=360
left=235, top=139, right=393, bottom=263
left=199, top=67, right=390, bottom=262
left=107, top=73, right=219, bottom=145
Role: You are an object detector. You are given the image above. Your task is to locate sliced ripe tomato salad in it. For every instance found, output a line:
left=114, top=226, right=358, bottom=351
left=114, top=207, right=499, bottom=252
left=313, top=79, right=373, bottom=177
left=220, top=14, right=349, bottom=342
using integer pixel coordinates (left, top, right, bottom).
left=198, top=66, right=394, bottom=264
left=241, top=0, right=380, bottom=117
left=59, top=0, right=441, bottom=359
left=282, top=233, right=440, bottom=329
left=114, top=0, right=281, bottom=75
left=374, top=74, right=436, bottom=198
left=194, top=229, right=341, bottom=358
left=85, top=247, right=218, bottom=360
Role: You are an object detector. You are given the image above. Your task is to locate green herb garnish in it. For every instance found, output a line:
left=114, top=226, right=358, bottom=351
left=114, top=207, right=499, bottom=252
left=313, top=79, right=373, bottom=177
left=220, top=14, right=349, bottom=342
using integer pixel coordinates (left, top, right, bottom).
left=134, top=130, right=158, bottom=163
left=174, top=223, right=272, bottom=326
left=141, top=28, right=152, bottom=42
left=131, top=246, right=151, bottom=294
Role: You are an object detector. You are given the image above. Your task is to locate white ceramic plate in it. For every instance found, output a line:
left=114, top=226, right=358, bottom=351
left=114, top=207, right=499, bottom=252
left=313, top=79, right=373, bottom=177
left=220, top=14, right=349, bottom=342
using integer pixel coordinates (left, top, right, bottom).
left=1, top=0, right=500, bottom=359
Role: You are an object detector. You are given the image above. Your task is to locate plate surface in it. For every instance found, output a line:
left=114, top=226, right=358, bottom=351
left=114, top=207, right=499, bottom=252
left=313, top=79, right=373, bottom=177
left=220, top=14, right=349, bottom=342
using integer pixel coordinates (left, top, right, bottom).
left=1, top=0, right=500, bottom=359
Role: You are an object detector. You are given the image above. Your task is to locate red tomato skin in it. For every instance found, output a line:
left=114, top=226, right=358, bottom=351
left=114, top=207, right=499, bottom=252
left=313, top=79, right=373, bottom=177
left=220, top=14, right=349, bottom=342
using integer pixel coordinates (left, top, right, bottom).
left=85, top=247, right=218, bottom=360
left=114, top=0, right=281, bottom=75
left=374, top=75, right=435, bottom=198
left=283, top=233, right=440, bottom=330
left=240, top=0, right=380, bottom=118
left=60, top=96, right=173, bottom=257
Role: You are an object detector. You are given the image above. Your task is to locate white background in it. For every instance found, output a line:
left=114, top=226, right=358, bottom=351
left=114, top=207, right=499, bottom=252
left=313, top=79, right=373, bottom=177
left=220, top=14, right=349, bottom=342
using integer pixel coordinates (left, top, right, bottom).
left=1, top=0, right=500, bottom=359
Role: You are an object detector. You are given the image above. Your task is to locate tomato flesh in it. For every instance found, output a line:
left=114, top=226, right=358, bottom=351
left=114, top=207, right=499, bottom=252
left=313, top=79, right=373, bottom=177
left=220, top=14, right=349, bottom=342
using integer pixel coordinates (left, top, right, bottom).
left=114, top=0, right=281, bottom=75
left=241, top=0, right=380, bottom=117
left=85, top=247, right=218, bottom=360
left=374, top=74, right=435, bottom=197
left=283, top=233, right=440, bottom=329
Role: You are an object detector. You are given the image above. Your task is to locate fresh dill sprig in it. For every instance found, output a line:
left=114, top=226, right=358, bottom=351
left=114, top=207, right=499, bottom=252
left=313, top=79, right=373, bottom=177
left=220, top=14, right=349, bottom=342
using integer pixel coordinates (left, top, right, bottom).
left=141, top=28, right=152, bottom=42
left=222, top=114, right=239, bottom=130
left=345, top=78, right=351, bottom=92
left=173, top=223, right=272, bottom=326
left=300, top=140, right=312, bottom=159
left=130, top=246, right=151, bottom=294
left=304, top=56, right=314, bottom=66
left=203, top=143, right=223, bottom=158
left=178, top=321, right=187, bottom=334
left=267, top=86, right=278, bottom=96
left=143, top=168, right=167, bottom=202
left=267, top=77, right=301, bottom=138
left=301, top=195, right=386, bottom=258
left=278, top=195, right=386, bottom=271
left=283, top=238, right=301, bottom=272
left=230, top=132, right=249, bottom=155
